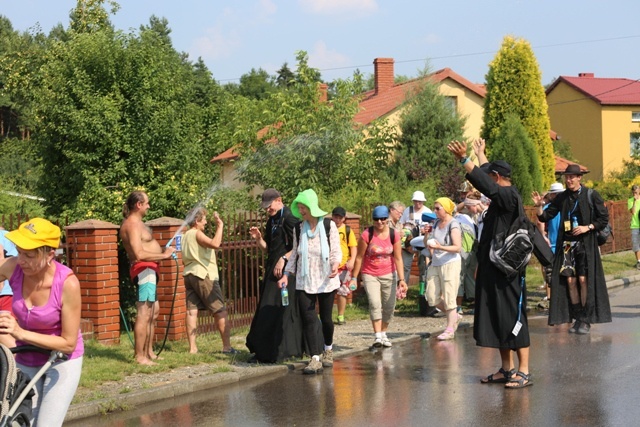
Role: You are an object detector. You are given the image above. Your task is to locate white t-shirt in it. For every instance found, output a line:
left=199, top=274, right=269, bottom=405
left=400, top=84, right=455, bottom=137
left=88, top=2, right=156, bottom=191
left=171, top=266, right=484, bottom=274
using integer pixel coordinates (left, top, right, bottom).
left=399, top=205, right=433, bottom=227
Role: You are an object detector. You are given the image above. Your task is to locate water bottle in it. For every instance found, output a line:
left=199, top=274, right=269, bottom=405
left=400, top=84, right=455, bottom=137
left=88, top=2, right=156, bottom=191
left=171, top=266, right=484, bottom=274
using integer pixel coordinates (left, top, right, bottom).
left=572, top=216, right=578, bottom=229
left=349, top=278, right=357, bottom=291
left=281, top=284, right=289, bottom=306
left=419, top=281, right=426, bottom=296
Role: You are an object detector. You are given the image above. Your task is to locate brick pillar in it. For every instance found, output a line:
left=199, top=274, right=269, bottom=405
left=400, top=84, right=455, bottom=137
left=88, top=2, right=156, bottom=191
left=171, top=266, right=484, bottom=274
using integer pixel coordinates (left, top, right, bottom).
left=65, top=220, right=120, bottom=344
left=146, top=217, right=186, bottom=342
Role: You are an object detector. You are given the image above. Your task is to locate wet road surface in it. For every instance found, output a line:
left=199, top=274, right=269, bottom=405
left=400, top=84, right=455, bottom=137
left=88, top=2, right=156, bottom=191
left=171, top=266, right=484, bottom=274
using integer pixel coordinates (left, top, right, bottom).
left=73, top=284, right=640, bottom=426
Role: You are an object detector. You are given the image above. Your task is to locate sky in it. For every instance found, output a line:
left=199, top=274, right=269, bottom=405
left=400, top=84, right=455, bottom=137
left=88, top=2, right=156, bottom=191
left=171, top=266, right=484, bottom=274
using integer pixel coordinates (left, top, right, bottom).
left=2, top=0, right=640, bottom=86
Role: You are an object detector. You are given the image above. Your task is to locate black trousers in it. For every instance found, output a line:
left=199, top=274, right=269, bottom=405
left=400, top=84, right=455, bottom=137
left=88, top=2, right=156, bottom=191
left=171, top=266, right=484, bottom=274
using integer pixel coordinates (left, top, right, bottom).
left=298, top=290, right=337, bottom=356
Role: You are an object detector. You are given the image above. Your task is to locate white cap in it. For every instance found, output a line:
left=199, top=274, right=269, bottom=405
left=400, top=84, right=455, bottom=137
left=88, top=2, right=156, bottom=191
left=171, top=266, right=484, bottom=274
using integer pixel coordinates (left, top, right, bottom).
left=548, top=182, right=565, bottom=193
left=411, top=191, right=427, bottom=202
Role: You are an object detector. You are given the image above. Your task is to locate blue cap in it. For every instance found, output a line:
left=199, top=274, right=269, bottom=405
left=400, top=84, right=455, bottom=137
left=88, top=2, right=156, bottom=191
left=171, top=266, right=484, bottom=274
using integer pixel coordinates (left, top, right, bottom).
left=372, top=205, right=389, bottom=219
left=422, top=212, right=437, bottom=223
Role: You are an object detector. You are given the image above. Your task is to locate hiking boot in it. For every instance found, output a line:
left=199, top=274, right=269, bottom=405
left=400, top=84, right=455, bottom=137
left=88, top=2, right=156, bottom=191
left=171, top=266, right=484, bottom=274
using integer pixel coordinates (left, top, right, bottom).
left=568, top=320, right=581, bottom=333
left=577, top=322, right=591, bottom=334
left=303, top=358, right=324, bottom=375
left=322, top=350, right=334, bottom=367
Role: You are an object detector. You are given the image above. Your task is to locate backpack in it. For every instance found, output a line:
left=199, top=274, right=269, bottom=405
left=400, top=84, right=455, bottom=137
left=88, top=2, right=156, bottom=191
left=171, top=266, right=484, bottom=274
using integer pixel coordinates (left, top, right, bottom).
left=489, top=200, right=535, bottom=279
left=407, top=207, right=421, bottom=238
left=586, top=189, right=613, bottom=246
left=366, top=226, right=397, bottom=245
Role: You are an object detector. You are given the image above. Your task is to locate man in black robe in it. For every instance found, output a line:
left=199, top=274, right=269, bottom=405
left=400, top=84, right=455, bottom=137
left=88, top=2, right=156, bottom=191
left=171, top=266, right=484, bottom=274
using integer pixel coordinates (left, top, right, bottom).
left=246, top=189, right=304, bottom=363
left=448, top=139, right=532, bottom=389
left=532, top=164, right=611, bottom=334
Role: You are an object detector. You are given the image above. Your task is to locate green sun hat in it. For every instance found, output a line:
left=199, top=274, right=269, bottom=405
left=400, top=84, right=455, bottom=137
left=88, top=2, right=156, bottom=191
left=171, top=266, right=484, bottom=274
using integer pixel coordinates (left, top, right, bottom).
left=291, top=189, right=328, bottom=219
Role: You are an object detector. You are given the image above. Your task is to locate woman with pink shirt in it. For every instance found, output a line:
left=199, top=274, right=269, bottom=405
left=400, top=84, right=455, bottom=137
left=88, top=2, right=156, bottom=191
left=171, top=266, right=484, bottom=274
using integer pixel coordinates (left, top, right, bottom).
left=351, top=206, right=407, bottom=348
left=0, top=218, right=83, bottom=427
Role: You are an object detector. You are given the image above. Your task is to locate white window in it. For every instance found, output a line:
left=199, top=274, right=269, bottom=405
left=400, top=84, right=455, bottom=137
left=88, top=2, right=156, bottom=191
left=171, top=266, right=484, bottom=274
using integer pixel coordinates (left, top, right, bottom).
left=631, top=132, right=640, bottom=156
left=444, top=96, right=458, bottom=114
left=632, top=112, right=640, bottom=122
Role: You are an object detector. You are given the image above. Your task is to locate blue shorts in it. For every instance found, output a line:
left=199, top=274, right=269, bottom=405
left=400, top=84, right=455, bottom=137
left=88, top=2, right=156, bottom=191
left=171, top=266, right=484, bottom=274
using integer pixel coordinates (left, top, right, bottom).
left=135, top=268, right=158, bottom=302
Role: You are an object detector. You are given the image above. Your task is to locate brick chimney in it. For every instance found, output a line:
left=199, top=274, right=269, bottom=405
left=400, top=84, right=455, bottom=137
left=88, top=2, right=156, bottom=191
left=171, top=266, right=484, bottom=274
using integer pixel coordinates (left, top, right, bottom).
left=374, top=58, right=394, bottom=95
left=578, top=73, right=595, bottom=78
left=319, top=83, right=328, bottom=103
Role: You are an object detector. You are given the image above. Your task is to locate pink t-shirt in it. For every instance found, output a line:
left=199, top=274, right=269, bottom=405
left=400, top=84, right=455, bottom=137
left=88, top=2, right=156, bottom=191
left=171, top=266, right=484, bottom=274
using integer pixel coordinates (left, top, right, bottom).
left=11, top=261, right=84, bottom=366
left=361, top=228, right=397, bottom=277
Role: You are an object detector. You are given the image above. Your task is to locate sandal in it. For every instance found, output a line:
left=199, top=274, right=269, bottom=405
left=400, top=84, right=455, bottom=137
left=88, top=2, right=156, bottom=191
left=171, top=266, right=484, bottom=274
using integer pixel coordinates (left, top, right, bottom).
left=481, top=367, right=515, bottom=384
left=437, top=328, right=455, bottom=341
left=505, top=371, right=533, bottom=389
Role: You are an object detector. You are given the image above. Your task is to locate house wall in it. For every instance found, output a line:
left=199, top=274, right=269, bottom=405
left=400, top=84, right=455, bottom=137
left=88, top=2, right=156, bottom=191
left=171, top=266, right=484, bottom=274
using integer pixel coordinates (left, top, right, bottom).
left=601, top=105, right=640, bottom=177
left=438, top=80, right=484, bottom=141
left=547, top=83, right=605, bottom=179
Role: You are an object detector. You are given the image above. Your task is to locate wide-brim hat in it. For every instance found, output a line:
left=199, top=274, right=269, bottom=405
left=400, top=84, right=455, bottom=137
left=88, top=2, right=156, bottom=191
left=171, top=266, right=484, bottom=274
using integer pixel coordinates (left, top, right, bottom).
left=5, top=218, right=61, bottom=250
left=291, top=189, right=328, bottom=219
left=411, top=191, right=427, bottom=202
left=561, top=164, right=588, bottom=175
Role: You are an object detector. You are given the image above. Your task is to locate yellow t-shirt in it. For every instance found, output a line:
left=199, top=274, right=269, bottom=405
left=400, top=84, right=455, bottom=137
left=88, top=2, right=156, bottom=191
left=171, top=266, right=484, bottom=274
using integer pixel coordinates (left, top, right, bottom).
left=181, top=228, right=219, bottom=280
left=337, top=224, right=357, bottom=268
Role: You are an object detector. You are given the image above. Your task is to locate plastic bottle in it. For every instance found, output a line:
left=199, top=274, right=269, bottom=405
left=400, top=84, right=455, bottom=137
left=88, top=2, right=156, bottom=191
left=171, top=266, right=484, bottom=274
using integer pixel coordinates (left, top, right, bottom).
left=419, top=281, right=426, bottom=296
left=281, top=284, right=289, bottom=307
left=349, top=279, right=357, bottom=291
left=572, top=216, right=579, bottom=229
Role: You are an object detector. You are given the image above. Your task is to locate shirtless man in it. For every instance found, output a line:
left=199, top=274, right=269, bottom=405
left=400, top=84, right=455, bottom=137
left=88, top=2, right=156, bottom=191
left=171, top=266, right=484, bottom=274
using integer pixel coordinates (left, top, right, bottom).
left=120, top=191, right=175, bottom=365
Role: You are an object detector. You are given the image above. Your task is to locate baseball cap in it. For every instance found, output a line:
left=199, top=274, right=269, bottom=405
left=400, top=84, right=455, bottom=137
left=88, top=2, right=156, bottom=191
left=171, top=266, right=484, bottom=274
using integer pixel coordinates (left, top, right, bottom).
left=489, top=160, right=512, bottom=178
left=332, top=207, right=346, bottom=217
left=5, top=218, right=61, bottom=250
left=372, top=205, right=389, bottom=219
left=260, top=188, right=281, bottom=209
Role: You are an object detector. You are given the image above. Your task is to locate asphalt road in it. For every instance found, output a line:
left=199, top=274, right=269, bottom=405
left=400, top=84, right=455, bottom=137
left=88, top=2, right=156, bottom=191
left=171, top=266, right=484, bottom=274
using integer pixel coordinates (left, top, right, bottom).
left=71, top=282, right=640, bottom=427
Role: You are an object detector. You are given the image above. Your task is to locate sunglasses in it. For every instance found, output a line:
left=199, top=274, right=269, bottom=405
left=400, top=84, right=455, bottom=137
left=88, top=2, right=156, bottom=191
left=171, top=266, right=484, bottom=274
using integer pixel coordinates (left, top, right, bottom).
left=433, top=207, right=442, bottom=211
left=373, top=217, right=388, bottom=222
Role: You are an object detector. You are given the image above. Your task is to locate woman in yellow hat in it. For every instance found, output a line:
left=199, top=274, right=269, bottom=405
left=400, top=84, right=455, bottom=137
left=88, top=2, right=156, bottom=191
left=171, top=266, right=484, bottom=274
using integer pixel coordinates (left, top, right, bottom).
left=0, top=218, right=83, bottom=427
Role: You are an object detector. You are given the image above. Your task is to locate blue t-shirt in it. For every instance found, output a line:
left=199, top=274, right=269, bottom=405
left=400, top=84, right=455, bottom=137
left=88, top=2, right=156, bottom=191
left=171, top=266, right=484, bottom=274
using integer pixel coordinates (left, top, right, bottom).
left=544, top=204, right=561, bottom=254
left=0, top=230, right=17, bottom=296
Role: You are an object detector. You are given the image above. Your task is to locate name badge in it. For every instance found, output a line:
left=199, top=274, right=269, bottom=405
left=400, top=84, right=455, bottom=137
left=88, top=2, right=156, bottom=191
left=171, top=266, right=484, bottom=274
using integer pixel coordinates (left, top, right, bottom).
left=564, top=220, right=571, bottom=232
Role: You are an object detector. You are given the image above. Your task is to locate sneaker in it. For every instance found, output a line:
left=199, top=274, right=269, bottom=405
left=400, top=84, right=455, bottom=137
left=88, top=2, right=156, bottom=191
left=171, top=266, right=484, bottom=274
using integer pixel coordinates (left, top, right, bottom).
left=335, top=317, right=346, bottom=325
left=322, top=350, right=334, bottom=367
left=577, top=322, right=591, bottom=334
left=372, top=338, right=383, bottom=348
left=636, top=261, right=640, bottom=271
left=568, top=320, right=581, bottom=333
left=303, top=358, right=324, bottom=375
left=381, top=337, right=392, bottom=347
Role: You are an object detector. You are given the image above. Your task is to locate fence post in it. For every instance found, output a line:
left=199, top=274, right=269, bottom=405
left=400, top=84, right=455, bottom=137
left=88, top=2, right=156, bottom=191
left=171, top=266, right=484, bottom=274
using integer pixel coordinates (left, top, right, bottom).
left=65, top=220, right=120, bottom=344
left=145, top=217, right=186, bottom=342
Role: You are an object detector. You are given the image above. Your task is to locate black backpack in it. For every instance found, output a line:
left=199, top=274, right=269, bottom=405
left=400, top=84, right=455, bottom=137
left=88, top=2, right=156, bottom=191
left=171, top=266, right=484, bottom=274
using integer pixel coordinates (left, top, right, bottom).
left=365, top=226, right=397, bottom=245
left=587, top=189, right=613, bottom=246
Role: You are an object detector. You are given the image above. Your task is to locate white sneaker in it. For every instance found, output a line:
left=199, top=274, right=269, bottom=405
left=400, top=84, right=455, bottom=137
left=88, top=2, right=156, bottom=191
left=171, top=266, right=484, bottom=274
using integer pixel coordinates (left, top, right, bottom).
left=381, top=337, right=392, bottom=347
left=372, top=338, right=383, bottom=348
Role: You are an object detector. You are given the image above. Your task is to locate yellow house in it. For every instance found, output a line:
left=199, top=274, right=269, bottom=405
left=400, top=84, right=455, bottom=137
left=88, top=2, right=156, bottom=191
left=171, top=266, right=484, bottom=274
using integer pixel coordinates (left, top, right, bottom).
left=211, top=58, right=487, bottom=190
left=546, top=73, right=640, bottom=180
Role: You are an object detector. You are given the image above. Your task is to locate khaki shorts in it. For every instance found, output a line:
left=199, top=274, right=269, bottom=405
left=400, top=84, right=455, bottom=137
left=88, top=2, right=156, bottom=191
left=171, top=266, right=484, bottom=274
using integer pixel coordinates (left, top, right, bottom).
left=184, top=274, right=225, bottom=314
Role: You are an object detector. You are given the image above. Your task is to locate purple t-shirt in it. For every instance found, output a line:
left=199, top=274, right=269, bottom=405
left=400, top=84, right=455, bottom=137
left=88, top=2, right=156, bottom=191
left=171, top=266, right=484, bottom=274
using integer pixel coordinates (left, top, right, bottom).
left=10, top=261, right=84, bottom=366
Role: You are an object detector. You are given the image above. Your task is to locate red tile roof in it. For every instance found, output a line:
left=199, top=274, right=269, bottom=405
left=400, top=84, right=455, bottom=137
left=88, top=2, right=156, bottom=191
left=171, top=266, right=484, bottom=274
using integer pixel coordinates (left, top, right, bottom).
left=353, top=68, right=486, bottom=126
left=547, top=74, right=640, bottom=105
left=555, top=155, right=588, bottom=174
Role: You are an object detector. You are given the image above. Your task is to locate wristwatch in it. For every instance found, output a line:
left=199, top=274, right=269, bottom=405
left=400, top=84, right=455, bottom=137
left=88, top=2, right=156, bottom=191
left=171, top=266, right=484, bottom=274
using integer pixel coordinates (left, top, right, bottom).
left=281, top=255, right=288, bottom=262
left=588, top=224, right=594, bottom=231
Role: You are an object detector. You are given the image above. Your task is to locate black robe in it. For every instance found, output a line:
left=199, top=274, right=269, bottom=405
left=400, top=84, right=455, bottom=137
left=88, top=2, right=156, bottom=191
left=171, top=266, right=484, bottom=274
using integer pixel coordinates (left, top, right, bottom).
left=246, top=206, right=305, bottom=363
left=467, top=167, right=530, bottom=349
left=538, top=185, right=612, bottom=325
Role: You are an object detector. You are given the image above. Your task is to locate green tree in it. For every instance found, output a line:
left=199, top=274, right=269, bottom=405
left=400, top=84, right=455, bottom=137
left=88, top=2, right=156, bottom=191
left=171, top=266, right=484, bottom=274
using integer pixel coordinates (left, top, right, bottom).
left=490, top=114, right=543, bottom=200
left=394, top=79, right=466, bottom=189
left=481, top=36, right=555, bottom=187
left=69, top=0, right=120, bottom=34
left=237, top=51, right=394, bottom=202
left=276, top=62, right=295, bottom=88
left=237, top=68, right=276, bottom=100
